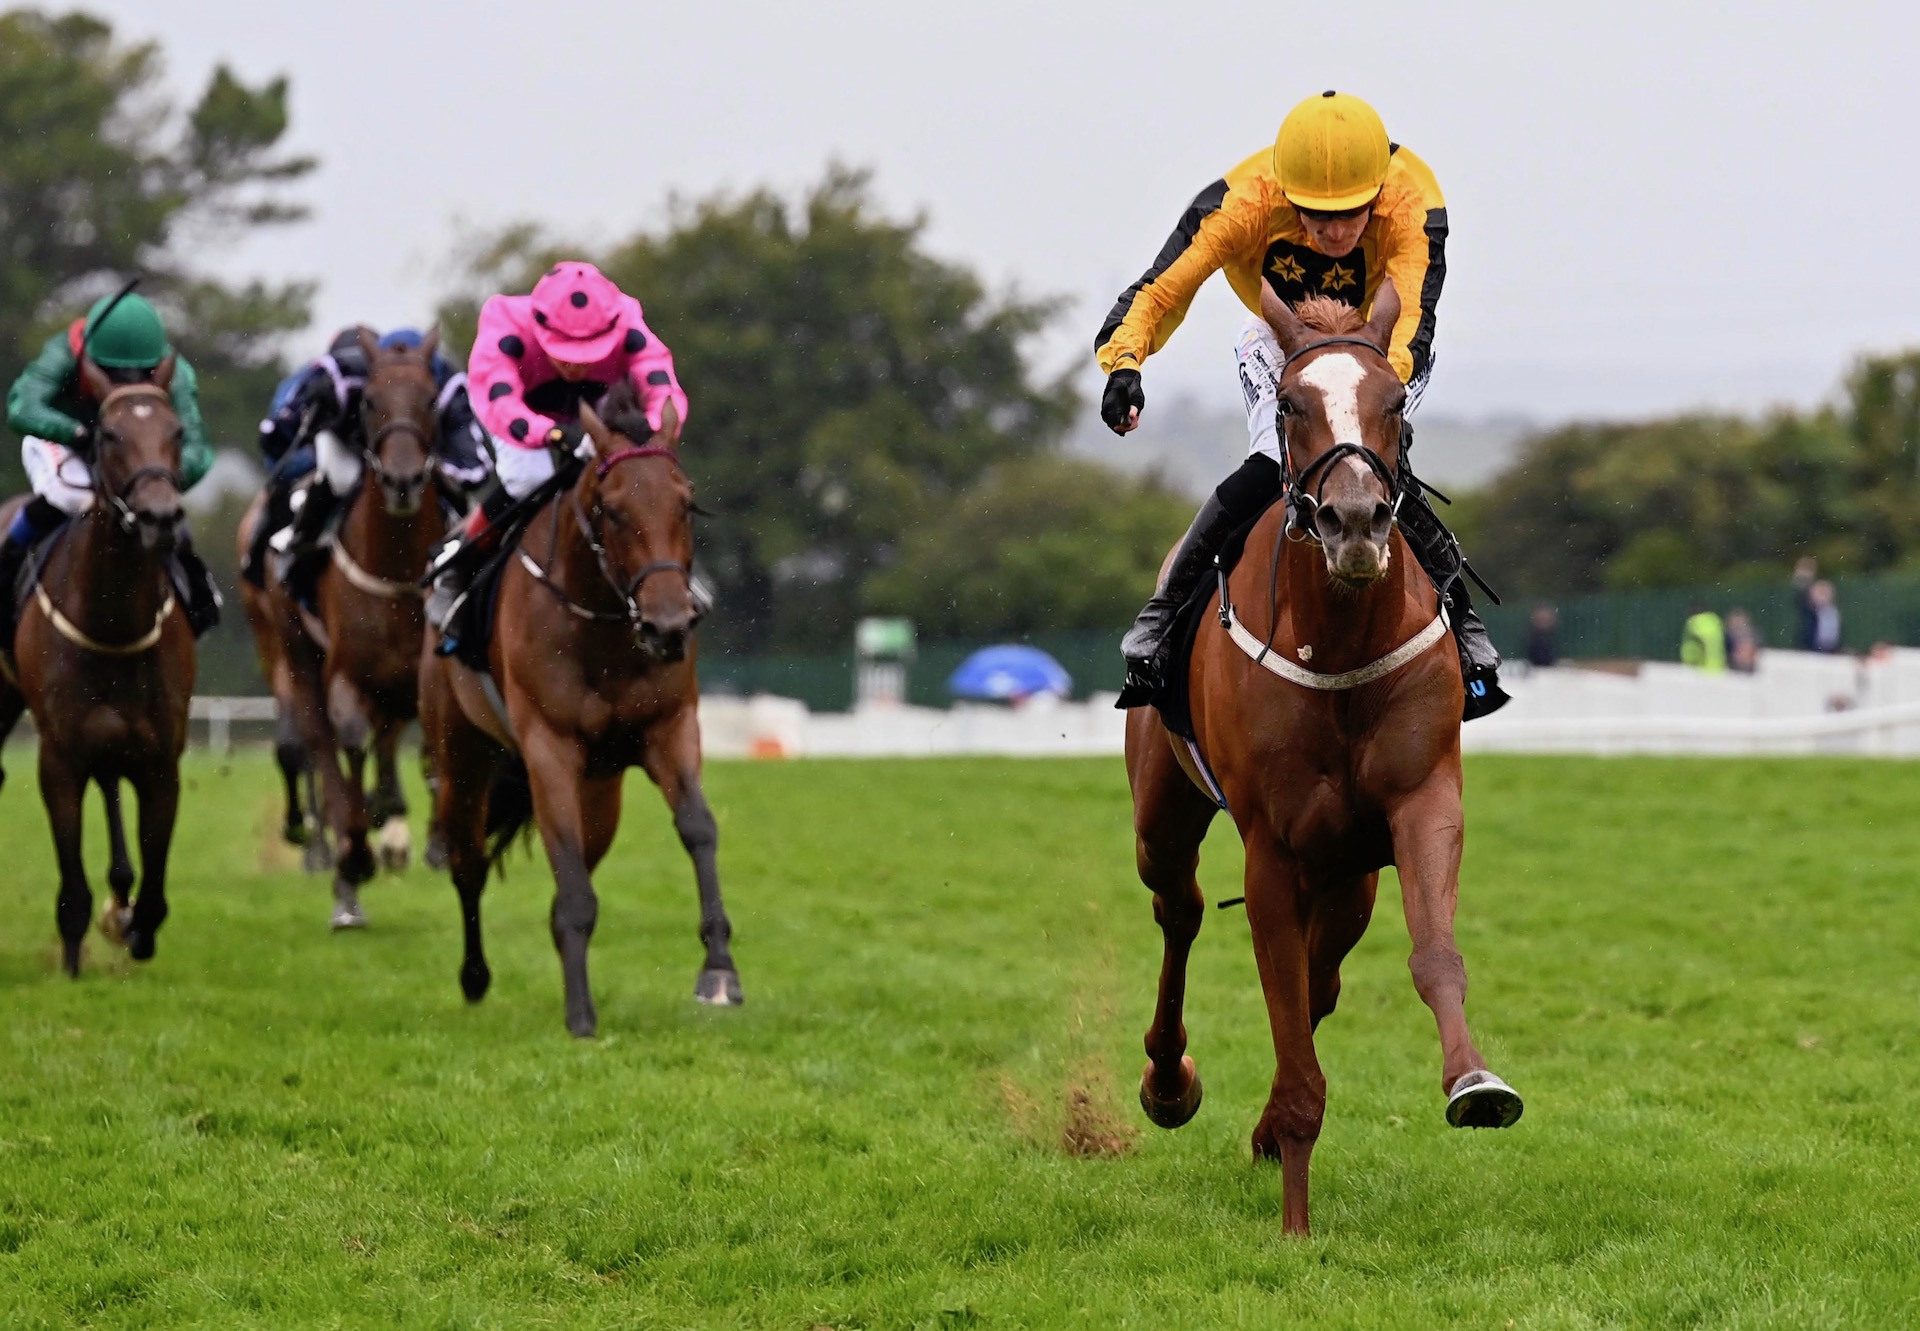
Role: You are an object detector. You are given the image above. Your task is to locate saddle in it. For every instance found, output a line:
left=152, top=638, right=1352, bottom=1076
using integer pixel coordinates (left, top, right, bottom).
left=1154, top=494, right=1283, bottom=742
left=436, top=459, right=584, bottom=674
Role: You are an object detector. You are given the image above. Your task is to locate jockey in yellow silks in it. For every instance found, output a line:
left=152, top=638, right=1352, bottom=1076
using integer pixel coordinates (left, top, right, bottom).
left=1097, top=90, right=1506, bottom=718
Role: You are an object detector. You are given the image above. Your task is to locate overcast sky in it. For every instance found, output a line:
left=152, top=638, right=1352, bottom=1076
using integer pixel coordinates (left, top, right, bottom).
left=95, top=1, right=1920, bottom=428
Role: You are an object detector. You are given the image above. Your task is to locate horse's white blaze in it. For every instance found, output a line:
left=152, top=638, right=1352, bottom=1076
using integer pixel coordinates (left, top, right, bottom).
left=1296, top=352, right=1367, bottom=446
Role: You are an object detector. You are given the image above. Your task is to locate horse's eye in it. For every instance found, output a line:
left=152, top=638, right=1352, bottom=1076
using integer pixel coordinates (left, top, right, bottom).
left=1276, top=398, right=1295, bottom=417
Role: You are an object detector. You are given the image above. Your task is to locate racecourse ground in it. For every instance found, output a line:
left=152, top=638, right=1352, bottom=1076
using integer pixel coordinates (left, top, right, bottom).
left=2, top=753, right=1917, bottom=1328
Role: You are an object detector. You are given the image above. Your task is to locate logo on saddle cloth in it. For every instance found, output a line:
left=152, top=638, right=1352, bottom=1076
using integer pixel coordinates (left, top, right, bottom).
left=1264, top=242, right=1368, bottom=306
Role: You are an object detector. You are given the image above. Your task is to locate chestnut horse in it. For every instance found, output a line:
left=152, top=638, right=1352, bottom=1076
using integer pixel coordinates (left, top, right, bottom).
left=0, top=366, right=195, bottom=974
left=420, top=383, right=739, bottom=1037
left=1127, top=286, right=1522, bottom=1236
left=261, top=331, right=446, bottom=927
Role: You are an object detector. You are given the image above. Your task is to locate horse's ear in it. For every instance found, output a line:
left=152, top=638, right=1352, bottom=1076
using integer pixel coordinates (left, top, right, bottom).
left=1260, top=280, right=1311, bottom=355
left=1364, top=279, right=1402, bottom=352
left=579, top=400, right=615, bottom=455
left=78, top=355, right=113, bottom=402
left=150, top=351, right=176, bottom=392
left=417, top=326, right=440, bottom=362
left=355, top=327, right=381, bottom=364
left=655, top=398, right=682, bottom=449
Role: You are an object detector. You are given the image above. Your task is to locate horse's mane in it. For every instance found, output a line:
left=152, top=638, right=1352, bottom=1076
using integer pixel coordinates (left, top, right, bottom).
left=1293, top=296, right=1366, bottom=335
left=596, top=381, right=655, bottom=444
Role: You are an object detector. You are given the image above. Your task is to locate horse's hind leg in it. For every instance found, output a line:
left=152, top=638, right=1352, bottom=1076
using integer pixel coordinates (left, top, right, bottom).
left=1128, top=722, right=1218, bottom=1129
left=39, top=752, right=90, bottom=976
left=523, top=724, right=603, bottom=1037
left=639, top=708, right=741, bottom=1007
left=97, top=778, right=136, bottom=945
left=0, top=686, right=25, bottom=796
left=1306, top=872, right=1378, bottom=1031
left=1389, top=777, right=1523, bottom=1129
left=371, top=721, right=411, bottom=873
left=273, top=707, right=310, bottom=848
left=124, top=762, right=179, bottom=962
left=1243, top=836, right=1326, bottom=1236
left=426, top=675, right=496, bottom=1003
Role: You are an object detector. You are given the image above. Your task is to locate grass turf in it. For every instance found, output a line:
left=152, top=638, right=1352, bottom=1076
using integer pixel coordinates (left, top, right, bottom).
left=1, top=752, right=1917, bottom=1328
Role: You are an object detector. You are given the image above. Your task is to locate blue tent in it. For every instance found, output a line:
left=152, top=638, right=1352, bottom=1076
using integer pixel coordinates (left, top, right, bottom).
left=947, top=645, right=1073, bottom=701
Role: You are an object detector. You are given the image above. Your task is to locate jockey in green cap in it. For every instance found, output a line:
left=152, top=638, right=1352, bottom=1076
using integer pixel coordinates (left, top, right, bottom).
left=1, top=289, right=222, bottom=644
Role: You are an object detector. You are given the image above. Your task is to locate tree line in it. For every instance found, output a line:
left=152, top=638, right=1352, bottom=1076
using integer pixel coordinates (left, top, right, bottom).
left=8, top=7, right=1920, bottom=683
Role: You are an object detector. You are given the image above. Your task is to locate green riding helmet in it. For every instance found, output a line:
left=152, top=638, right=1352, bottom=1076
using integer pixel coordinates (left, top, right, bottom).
left=83, top=292, right=171, bottom=369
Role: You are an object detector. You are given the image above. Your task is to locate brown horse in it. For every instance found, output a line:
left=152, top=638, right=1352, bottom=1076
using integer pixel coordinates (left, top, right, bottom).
left=0, top=365, right=195, bottom=974
left=264, top=331, right=446, bottom=927
left=1127, top=286, right=1522, bottom=1236
left=420, top=382, right=739, bottom=1037
left=237, top=490, right=324, bottom=867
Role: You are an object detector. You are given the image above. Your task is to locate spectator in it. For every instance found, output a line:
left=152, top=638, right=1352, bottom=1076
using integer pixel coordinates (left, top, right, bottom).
left=1525, top=605, right=1559, bottom=668
left=1725, top=608, right=1760, bottom=673
left=1681, top=604, right=1727, bottom=672
left=1807, top=580, right=1843, bottom=653
left=1793, top=556, right=1820, bottom=650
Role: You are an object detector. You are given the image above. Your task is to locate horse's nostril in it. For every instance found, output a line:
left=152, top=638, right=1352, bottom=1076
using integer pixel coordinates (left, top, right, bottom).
left=1313, top=507, right=1342, bottom=540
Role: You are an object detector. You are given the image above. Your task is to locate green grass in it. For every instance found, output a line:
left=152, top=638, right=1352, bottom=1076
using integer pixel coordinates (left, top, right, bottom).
left=2, top=752, right=1919, bottom=1328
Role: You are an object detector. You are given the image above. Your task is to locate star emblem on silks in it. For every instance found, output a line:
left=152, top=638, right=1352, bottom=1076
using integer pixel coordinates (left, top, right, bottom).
left=1298, top=645, right=1314, bottom=662
left=1321, top=264, right=1357, bottom=292
left=1270, top=254, right=1305, bottom=284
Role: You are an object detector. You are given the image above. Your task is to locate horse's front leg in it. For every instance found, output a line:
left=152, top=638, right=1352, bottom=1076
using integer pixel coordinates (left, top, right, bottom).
left=39, top=748, right=91, bottom=977
left=273, top=698, right=311, bottom=848
left=639, top=708, right=741, bottom=1006
left=124, top=760, right=180, bottom=962
left=523, top=723, right=604, bottom=1037
left=1388, top=775, right=1523, bottom=1129
left=1243, top=833, right=1324, bottom=1237
left=325, top=672, right=376, bottom=922
left=96, top=778, right=136, bottom=945
left=1128, top=723, right=1217, bottom=1128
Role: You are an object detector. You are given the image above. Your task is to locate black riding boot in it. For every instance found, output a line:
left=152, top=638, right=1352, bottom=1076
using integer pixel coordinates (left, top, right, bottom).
left=242, top=476, right=297, bottom=589
left=173, top=531, right=223, bottom=636
left=1397, top=487, right=1510, bottom=721
left=277, top=479, right=341, bottom=603
left=1117, top=453, right=1280, bottom=708
left=0, top=496, right=65, bottom=651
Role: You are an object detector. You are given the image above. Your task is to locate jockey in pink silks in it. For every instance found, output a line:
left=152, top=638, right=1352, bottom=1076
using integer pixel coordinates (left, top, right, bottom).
left=427, top=260, right=689, bottom=621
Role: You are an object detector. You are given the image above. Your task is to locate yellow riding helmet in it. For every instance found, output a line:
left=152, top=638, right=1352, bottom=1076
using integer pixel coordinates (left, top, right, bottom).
left=1273, top=91, right=1391, bottom=212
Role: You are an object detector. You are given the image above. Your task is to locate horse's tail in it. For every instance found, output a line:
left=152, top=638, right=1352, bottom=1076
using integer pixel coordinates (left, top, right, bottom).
left=484, top=756, right=535, bottom=874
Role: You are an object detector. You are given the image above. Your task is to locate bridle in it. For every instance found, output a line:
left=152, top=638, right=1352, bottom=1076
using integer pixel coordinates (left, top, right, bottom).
left=1273, top=336, right=1405, bottom=544
left=360, top=408, right=435, bottom=505
left=520, top=444, right=698, bottom=635
left=89, top=384, right=183, bottom=535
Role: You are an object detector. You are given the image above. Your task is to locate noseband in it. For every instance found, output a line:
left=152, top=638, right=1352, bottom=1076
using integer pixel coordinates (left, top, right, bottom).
left=1275, top=336, right=1405, bottom=543
left=362, top=415, right=435, bottom=496
left=91, top=384, right=183, bottom=534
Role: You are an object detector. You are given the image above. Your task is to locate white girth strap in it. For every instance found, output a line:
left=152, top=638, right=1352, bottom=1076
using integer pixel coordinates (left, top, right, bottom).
left=1223, top=606, right=1449, bottom=691
left=331, top=541, right=425, bottom=600
left=35, top=584, right=175, bottom=655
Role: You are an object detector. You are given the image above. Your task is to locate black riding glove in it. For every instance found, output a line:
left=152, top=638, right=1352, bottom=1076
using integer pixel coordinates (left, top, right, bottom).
left=547, top=422, right=585, bottom=453
left=1101, top=369, right=1144, bottom=434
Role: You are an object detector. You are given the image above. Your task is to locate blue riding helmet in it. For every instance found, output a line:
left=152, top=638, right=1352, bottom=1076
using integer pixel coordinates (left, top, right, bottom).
left=379, top=328, right=424, bottom=351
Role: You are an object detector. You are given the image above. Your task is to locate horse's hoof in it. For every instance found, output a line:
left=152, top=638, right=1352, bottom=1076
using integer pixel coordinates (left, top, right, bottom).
left=424, top=834, right=449, bottom=872
left=376, top=820, right=411, bottom=874
left=1139, top=1055, right=1203, bottom=1129
left=1446, top=1069, right=1524, bottom=1129
left=302, top=839, right=334, bottom=875
left=126, top=930, right=156, bottom=962
left=282, top=819, right=309, bottom=849
left=330, top=904, right=367, bottom=931
left=694, top=968, right=744, bottom=1007
left=98, top=903, right=133, bottom=948
left=460, top=962, right=491, bottom=1003
left=566, top=1006, right=598, bottom=1039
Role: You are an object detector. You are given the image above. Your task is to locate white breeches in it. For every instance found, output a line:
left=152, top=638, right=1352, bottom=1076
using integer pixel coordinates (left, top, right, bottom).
left=1235, top=316, right=1286, bottom=461
left=315, top=429, right=363, bottom=494
left=492, top=439, right=560, bottom=500
left=22, top=436, right=95, bottom=515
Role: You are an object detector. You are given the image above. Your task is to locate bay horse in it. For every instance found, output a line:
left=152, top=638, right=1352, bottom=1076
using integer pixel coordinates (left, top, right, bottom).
left=236, top=490, right=323, bottom=866
left=0, top=363, right=194, bottom=974
left=266, top=330, right=445, bottom=927
left=420, top=382, right=740, bottom=1037
left=1127, top=284, right=1522, bottom=1236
